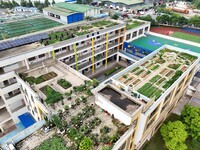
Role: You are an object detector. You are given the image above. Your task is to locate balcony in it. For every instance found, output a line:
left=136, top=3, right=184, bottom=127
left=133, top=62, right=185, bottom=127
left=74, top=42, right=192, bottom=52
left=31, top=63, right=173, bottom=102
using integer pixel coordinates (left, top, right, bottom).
left=9, top=99, right=26, bottom=113
left=0, top=108, right=11, bottom=123
left=0, top=98, right=5, bottom=108
left=5, top=89, right=21, bottom=100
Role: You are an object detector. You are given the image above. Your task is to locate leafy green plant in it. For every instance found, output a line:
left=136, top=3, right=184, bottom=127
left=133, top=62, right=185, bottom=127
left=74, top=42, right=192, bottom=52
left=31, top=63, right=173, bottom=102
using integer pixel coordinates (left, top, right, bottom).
left=57, top=79, right=72, bottom=89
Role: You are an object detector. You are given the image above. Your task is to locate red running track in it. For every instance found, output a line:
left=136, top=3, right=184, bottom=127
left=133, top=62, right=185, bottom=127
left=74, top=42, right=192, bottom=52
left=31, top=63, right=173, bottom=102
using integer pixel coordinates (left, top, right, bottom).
left=150, top=26, right=200, bottom=36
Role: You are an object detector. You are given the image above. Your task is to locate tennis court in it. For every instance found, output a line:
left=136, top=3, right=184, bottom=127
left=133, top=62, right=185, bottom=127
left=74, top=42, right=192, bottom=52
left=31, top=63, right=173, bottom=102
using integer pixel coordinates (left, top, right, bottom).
left=0, top=17, right=63, bottom=40
left=130, top=35, right=200, bottom=54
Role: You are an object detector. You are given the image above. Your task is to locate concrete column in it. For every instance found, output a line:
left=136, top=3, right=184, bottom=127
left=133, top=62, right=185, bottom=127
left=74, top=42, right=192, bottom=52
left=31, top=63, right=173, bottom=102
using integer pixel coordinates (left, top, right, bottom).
left=116, top=54, right=119, bottom=62
left=25, top=59, right=30, bottom=70
left=137, top=30, right=139, bottom=37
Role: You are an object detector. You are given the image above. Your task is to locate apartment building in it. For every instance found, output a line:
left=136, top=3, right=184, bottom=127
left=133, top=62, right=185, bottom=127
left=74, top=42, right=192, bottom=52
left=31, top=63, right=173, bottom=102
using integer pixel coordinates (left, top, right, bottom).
left=92, top=45, right=200, bottom=150
left=0, top=18, right=150, bottom=144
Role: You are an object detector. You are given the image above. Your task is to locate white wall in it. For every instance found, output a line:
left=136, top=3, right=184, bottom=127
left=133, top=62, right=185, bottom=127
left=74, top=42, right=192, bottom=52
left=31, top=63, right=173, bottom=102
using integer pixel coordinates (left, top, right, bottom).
left=95, top=94, right=132, bottom=125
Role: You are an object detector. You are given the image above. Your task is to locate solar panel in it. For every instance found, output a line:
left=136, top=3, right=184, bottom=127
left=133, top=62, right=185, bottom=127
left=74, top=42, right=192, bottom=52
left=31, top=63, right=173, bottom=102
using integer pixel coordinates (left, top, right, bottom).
left=0, top=33, right=49, bottom=52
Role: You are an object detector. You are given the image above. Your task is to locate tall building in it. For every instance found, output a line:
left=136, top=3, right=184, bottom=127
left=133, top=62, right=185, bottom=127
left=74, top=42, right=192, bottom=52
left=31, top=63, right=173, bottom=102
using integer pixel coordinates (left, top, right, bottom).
left=93, top=45, right=200, bottom=149
left=0, top=17, right=150, bottom=149
left=0, top=12, right=199, bottom=150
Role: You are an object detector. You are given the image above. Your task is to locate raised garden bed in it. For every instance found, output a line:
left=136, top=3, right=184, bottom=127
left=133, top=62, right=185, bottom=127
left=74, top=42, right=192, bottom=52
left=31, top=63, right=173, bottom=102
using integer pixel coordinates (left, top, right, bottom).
left=40, top=85, right=63, bottom=104
left=137, top=83, right=152, bottom=93
left=146, top=63, right=154, bottom=69
left=135, top=69, right=144, bottom=76
left=156, top=78, right=166, bottom=86
left=141, top=70, right=151, bottom=78
left=150, top=75, right=161, bottom=83
left=165, top=70, right=174, bottom=77
left=160, top=68, right=167, bottom=75
left=180, top=52, right=197, bottom=62
left=155, top=58, right=166, bottom=64
left=131, top=67, right=140, bottom=73
left=168, top=64, right=181, bottom=70
left=105, top=65, right=122, bottom=76
left=57, top=79, right=72, bottom=89
left=162, top=70, right=183, bottom=89
left=25, top=72, right=57, bottom=85
left=151, top=64, right=160, bottom=71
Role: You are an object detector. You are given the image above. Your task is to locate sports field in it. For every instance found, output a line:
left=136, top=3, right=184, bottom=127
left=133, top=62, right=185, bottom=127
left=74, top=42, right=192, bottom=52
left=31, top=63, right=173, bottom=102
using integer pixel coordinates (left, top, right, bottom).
left=172, top=32, right=200, bottom=43
left=0, top=17, right=63, bottom=40
left=150, top=26, right=200, bottom=43
left=130, top=35, right=200, bottom=54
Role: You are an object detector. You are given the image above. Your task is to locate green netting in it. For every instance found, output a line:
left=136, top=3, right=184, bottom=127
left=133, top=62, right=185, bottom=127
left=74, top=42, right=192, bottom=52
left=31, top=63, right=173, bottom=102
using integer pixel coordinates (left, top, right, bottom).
left=0, top=17, right=62, bottom=40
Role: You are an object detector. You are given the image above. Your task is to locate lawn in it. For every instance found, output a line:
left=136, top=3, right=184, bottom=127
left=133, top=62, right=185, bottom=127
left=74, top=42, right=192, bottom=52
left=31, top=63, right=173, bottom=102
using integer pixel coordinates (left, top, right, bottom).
left=141, top=114, right=200, bottom=150
left=172, top=32, right=200, bottom=43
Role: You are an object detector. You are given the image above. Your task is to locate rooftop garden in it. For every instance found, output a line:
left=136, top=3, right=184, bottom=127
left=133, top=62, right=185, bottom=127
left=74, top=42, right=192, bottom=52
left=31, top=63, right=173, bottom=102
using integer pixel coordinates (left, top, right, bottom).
left=21, top=71, right=57, bottom=85
left=116, top=48, right=197, bottom=101
left=40, top=85, right=63, bottom=105
left=41, top=20, right=118, bottom=45
left=38, top=81, right=129, bottom=150
left=57, top=79, right=72, bottom=89
left=126, top=20, right=144, bottom=30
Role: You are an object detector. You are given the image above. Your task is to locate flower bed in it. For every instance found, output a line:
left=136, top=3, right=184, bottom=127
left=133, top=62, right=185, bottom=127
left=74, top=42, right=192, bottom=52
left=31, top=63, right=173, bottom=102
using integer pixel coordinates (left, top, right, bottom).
left=57, top=79, right=72, bottom=89
left=40, top=85, right=63, bottom=104
left=25, top=72, right=57, bottom=85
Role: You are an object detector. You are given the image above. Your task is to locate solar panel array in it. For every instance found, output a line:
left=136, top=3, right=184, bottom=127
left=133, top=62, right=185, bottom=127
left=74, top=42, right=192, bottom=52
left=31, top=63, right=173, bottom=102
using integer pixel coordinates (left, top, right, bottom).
left=0, top=33, right=49, bottom=52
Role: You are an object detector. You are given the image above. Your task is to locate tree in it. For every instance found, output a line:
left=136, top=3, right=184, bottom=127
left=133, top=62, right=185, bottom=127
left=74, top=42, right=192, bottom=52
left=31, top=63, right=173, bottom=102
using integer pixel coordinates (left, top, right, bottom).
left=52, top=0, right=55, bottom=5
left=51, top=115, right=62, bottom=129
left=27, top=0, right=33, bottom=7
left=160, top=121, right=188, bottom=150
left=20, top=0, right=27, bottom=7
left=188, top=15, right=200, bottom=28
left=77, top=0, right=82, bottom=4
left=44, top=0, right=50, bottom=7
left=111, top=14, right=119, bottom=20
left=79, top=137, right=93, bottom=150
left=12, top=0, right=19, bottom=7
left=181, top=104, right=200, bottom=140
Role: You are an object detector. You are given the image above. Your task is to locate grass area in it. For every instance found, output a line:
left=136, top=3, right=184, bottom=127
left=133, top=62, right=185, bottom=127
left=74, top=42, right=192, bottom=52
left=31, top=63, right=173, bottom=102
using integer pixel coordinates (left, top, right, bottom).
left=126, top=20, right=144, bottom=30
left=172, top=32, right=200, bottom=44
left=141, top=114, right=200, bottom=150
left=57, top=79, right=72, bottom=89
left=105, top=65, right=122, bottom=76
left=25, top=72, right=57, bottom=85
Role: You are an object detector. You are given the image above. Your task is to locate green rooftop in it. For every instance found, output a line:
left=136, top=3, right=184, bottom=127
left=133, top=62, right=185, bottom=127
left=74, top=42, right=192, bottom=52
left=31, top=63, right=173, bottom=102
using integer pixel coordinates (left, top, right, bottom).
left=53, top=2, right=99, bottom=13
left=102, top=0, right=143, bottom=5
